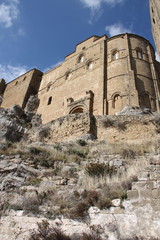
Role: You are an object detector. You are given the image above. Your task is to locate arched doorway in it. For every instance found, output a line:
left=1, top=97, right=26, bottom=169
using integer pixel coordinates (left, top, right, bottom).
left=69, top=106, right=84, bottom=114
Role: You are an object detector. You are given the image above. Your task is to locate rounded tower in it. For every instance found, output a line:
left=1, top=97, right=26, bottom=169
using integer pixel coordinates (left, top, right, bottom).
left=106, top=33, right=160, bottom=114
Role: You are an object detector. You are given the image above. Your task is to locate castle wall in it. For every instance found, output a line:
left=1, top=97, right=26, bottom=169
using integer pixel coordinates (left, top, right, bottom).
left=1, top=69, right=42, bottom=109
left=37, top=34, right=160, bottom=123
left=37, top=36, right=107, bottom=123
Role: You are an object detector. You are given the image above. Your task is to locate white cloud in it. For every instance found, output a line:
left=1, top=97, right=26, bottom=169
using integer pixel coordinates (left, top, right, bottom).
left=0, top=64, right=28, bottom=82
left=105, top=22, right=132, bottom=37
left=80, top=0, right=125, bottom=10
left=0, top=0, right=19, bottom=28
left=155, top=51, right=160, bottom=62
left=80, top=0, right=125, bottom=23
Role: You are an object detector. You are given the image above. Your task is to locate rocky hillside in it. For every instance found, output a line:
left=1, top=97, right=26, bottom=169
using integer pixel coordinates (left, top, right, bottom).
left=0, top=106, right=160, bottom=240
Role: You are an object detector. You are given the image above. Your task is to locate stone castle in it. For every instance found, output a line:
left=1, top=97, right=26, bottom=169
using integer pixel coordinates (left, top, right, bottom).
left=0, top=1, right=160, bottom=124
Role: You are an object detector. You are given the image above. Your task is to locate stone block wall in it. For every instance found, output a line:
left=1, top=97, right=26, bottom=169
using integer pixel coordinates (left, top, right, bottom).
left=95, top=115, right=159, bottom=144
left=29, top=113, right=94, bottom=143
left=1, top=69, right=42, bottom=109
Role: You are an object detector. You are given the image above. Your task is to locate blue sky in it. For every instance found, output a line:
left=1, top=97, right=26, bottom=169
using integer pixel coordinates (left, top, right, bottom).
left=0, top=0, right=158, bottom=82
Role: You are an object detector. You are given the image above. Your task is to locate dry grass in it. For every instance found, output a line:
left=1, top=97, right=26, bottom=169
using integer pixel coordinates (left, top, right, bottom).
left=81, top=155, right=149, bottom=191
left=88, top=139, right=159, bottom=157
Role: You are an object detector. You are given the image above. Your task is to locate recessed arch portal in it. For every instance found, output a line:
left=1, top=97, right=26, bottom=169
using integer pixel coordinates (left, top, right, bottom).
left=69, top=105, right=84, bottom=114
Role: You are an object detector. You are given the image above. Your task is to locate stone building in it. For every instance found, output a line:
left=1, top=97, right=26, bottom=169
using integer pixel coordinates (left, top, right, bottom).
left=0, top=69, right=42, bottom=109
left=150, top=0, right=160, bottom=57
left=37, top=33, right=160, bottom=123
left=0, top=33, right=160, bottom=124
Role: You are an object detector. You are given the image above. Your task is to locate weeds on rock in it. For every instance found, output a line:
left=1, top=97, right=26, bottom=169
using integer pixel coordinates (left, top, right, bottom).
left=77, top=139, right=87, bottom=146
left=68, top=148, right=89, bottom=158
left=29, top=220, right=72, bottom=240
left=26, top=177, right=41, bottom=187
left=85, top=162, right=116, bottom=178
left=101, top=118, right=127, bottom=131
left=38, top=126, right=50, bottom=141
left=80, top=233, right=103, bottom=240
left=121, top=149, right=136, bottom=159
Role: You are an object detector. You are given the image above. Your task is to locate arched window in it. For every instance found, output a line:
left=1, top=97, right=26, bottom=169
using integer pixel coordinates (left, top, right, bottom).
left=136, top=48, right=143, bottom=59
left=46, top=83, right=51, bottom=92
left=78, top=54, right=84, bottom=63
left=47, top=86, right=50, bottom=92
left=47, top=96, right=52, bottom=105
left=23, top=76, right=27, bottom=81
left=112, top=50, right=118, bottom=61
left=15, top=81, right=18, bottom=85
left=86, top=61, right=93, bottom=70
left=65, top=71, right=72, bottom=80
left=112, top=94, right=122, bottom=113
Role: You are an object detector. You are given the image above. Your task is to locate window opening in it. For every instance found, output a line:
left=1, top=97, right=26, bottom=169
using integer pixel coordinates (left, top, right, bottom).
left=137, top=50, right=143, bottom=59
left=112, top=51, right=118, bottom=60
left=78, top=55, right=84, bottom=63
left=87, top=61, right=93, bottom=70
left=47, top=96, right=52, bottom=105
left=66, top=72, right=72, bottom=80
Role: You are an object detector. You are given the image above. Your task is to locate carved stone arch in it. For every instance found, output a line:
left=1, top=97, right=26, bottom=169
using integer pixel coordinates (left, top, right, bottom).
left=111, top=92, right=122, bottom=112
left=69, top=105, right=85, bottom=114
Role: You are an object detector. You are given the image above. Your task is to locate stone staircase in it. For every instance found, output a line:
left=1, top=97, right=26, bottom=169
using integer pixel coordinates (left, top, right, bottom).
left=127, top=154, right=160, bottom=212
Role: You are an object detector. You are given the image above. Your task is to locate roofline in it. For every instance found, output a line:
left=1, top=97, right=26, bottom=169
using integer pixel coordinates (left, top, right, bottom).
left=5, top=68, right=43, bottom=85
left=107, top=33, right=155, bottom=50
left=65, top=35, right=107, bottom=58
